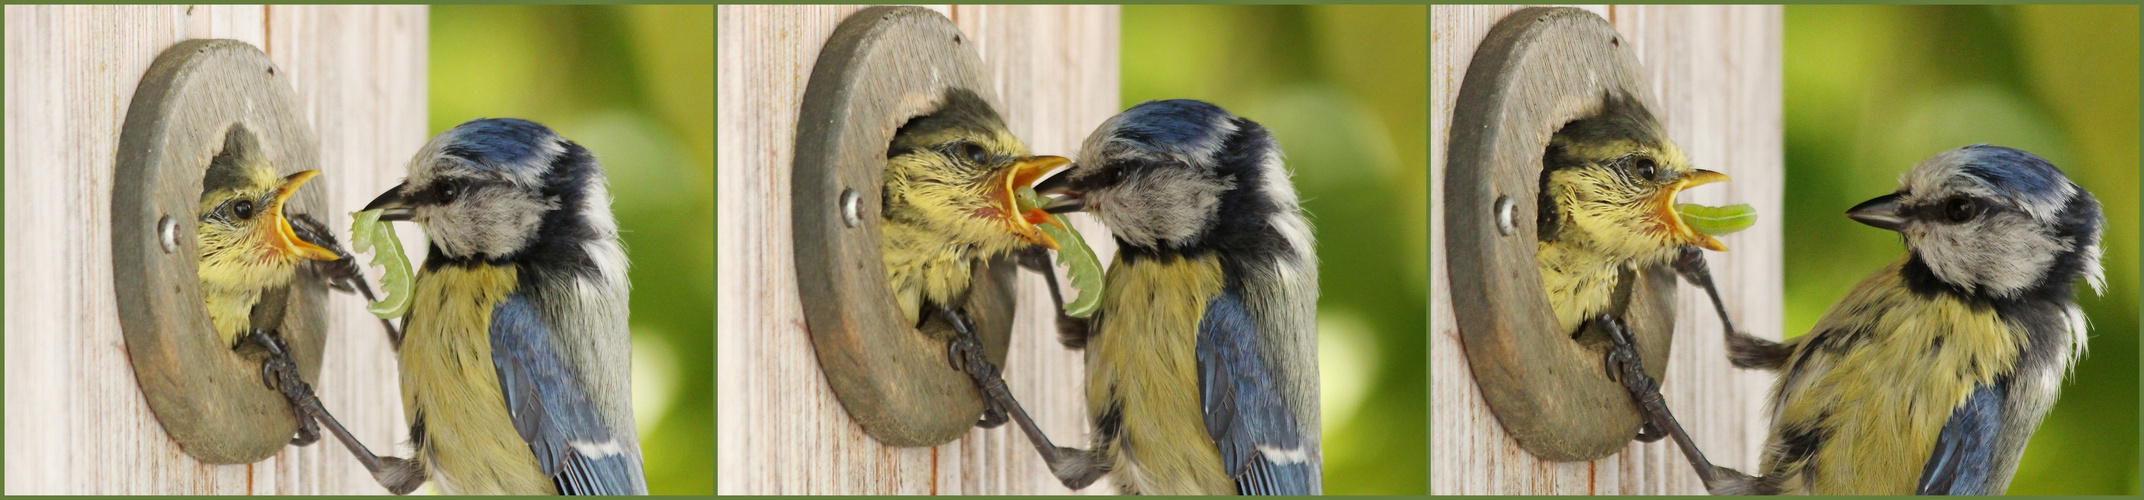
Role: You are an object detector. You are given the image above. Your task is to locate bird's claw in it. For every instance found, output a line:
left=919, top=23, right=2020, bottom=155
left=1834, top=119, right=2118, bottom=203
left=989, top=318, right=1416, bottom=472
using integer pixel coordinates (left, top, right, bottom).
left=1013, top=246, right=1055, bottom=275
left=935, top=306, right=1014, bottom=429
left=1600, top=315, right=1658, bottom=395
left=939, top=307, right=1000, bottom=382
left=265, top=354, right=321, bottom=446
left=947, top=331, right=985, bottom=375
left=1635, top=422, right=1666, bottom=443
left=288, top=213, right=362, bottom=291
left=1672, top=245, right=1709, bottom=279
left=1604, top=342, right=1633, bottom=382
left=978, top=406, right=1009, bottom=428
left=249, top=328, right=320, bottom=446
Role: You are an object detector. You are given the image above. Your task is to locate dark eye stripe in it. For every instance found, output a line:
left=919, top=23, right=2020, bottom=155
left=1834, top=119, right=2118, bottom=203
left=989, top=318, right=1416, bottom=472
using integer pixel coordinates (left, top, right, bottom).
left=1604, top=154, right=1650, bottom=185
left=1904, top=197, right=2000, bottom=222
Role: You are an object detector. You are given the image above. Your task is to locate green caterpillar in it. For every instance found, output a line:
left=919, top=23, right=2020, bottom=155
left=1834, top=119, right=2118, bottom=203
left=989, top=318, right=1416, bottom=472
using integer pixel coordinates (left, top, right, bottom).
left=1676, top=203, right=1759, bottom=236
left=1018, top=187, right=1104, bottom=318
left=349, top=209, right=415, bottom=319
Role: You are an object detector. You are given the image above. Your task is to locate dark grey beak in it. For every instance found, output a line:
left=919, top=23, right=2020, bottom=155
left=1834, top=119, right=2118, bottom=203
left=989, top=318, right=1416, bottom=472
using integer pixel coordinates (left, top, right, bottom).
left=364, top=182, right=415, bottom=221
left=1847, top=193, right=1906, bottom=232
left=1034, top=168, right=1086, bottom=213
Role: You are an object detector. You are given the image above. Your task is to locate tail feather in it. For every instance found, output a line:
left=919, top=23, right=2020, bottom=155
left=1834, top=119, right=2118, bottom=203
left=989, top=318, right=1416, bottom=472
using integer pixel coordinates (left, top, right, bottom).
left=1726, top=332, right=1789, bottom=371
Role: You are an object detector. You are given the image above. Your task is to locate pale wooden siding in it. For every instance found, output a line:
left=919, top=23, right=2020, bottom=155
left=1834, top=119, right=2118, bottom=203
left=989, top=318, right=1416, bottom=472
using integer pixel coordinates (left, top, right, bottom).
left=716, top=5, right=1119, bottom=494
left=1430, top=5, right=1783, bottom=494
left=4, top=5, right=425, bottom=494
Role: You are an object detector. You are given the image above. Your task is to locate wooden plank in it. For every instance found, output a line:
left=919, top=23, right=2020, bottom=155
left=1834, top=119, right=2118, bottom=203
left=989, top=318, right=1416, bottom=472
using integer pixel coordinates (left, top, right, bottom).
left=1431, top=5, right=1782, bottom=494
left=4, top=5, right=426, bottom=494
left=716, top=5, right=1118, bottom=494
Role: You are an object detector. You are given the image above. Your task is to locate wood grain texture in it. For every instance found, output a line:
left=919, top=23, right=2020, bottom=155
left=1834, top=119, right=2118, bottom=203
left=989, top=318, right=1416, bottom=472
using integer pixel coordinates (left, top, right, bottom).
left=1431, top=5, right=1783, bottom=494
left=5, top=5, right=426, bottom=494
left=717, top=5, right=1119, bottom=494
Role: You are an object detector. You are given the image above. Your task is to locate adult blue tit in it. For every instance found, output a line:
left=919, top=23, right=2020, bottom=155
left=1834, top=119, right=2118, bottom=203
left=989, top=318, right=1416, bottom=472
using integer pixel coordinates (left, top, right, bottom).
left=363, top=118, right=645, bottom=495
left=1035, top=100, right=1321, bottom=495
left=1706, top=145, right=2103, bottom=495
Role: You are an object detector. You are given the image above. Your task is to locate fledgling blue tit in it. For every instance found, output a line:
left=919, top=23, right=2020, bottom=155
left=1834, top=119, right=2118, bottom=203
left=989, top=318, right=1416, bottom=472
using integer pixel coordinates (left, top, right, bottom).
left=877, top=89, right=1089, bottom=456
left=362, top=118, right=646, bottom=495
left=1537, top=91, right=1729, bottom=337
left=881, top=88, right=1068, bottom=330
left=196, top=128, right=345, bottom=348
left=1035, top=100, right=1322, bottom=495
left=194, top=127, right=349, bottom=447
left=1706, top=145, right=2103, bottom=495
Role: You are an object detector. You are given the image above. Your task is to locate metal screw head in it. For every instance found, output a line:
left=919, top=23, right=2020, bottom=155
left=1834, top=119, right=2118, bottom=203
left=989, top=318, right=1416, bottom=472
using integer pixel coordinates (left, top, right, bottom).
left=157, top=216, right=179, bottom=253
left=1494, top=195, right=1517, bottom=236
left=840, top=188, right=862, bottom=228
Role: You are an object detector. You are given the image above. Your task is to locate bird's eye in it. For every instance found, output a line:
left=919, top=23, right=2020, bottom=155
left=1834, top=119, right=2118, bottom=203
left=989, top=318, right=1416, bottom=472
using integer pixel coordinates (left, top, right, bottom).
left=437, top=181, right=461, bottom=204
left=232, top=200, right=255, bottom=220
left=1946, top=197, right=1980, bottom=223
left=1633, top=158, right=1658, bottom=181
left=959, top=143, right=989, bottom=165
left=1097, top=166, right=1124, bottom=186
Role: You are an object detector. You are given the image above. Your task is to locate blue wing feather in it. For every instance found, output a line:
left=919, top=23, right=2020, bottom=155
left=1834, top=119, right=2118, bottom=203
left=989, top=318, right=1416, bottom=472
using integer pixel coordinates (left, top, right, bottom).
left=491, top=294, right=647, bottom=495
left=1917, top=382, right=2005, bottom=495
left=1197, top=287, right=1316, bottom=495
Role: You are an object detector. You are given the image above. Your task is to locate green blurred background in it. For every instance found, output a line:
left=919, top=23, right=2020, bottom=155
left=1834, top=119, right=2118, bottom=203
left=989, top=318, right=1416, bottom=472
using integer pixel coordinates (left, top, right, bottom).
left=432, top=6, right=714, bottom=495
left=1785, top=5, right=2137, bottom=495
left=1123, top=6, right=1428, bottom=494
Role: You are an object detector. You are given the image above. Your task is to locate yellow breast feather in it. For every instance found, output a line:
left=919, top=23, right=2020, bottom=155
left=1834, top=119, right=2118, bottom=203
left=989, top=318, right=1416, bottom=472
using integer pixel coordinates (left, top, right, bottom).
left=1766, top=258, right=2021, bottom=494
left=1087, top=255, right=1234, bottom=495
left=401, top=264, right=554, bottom=494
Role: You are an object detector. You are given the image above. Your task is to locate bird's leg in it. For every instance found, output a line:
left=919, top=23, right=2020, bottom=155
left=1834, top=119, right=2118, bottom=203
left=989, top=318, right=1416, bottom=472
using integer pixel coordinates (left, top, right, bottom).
left=247, top=328, right=426, bottom=494
left=1599, top=313, right=1751, bottom=490
left=940, top=306, right=1007, bottom=428
left=941, top=304, right=1030, bottom=434
left=1669, top=246, right=1738, bottom=335
left=249, top=327, right=319, bottom=446
left=1014, top=247, right=1091, bottom=349
left=1594, top=317, right=1664, bottom=443
left=939, top=303, right=1097, bottom=486
left=1671, top=246, right=1788, bottom=371
left=289, top=213, right=404, bottom=348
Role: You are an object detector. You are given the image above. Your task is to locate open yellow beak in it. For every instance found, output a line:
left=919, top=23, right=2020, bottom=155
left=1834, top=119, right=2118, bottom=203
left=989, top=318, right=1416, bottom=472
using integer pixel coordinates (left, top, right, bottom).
left=266, top=170, right=341, bottom=261
left=1652, top=169, right=1731, bottom=251
left=992, top=155, right=1071, bottom=250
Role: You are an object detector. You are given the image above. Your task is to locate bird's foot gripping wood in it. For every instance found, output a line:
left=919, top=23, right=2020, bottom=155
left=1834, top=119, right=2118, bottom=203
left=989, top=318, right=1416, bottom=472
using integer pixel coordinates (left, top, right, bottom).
left=1014, top=247, right=1091, bottom=349
left=288, top=213, right=404, bottom=348
left=1671, top=246, right=1788, bottom=371
left=250, top=328, right=321, bottom=446
left=246, top=327, right=426, bottom=494
left=1598, top=314, right=1759, bottom=494
left=939, top=304, right=1104, bottom=490
left=943, top=318, right=1008, bottom=429
left=1597, top=317, right=1665, bottom=443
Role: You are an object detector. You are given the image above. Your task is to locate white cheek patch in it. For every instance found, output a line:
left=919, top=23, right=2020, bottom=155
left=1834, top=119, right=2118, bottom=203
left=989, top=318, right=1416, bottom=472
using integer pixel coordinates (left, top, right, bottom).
left=421, top=189, right=559, bottom=257
left=1092, top=167, right=1230, bottom=248
left=1909, top=210, right=2064, bottom=297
